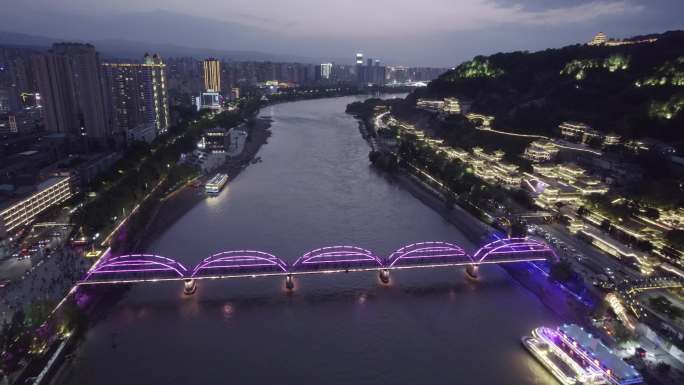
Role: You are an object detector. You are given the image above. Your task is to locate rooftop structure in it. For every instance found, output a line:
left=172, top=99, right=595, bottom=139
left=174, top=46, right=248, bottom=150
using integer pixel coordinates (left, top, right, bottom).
left=390, top=117, right=521, bottom=189
left=559, top=121, right=591, bottom=139
left=603, top=133, right=621, bottom=147
left=442, top=98, right=461, bottom=115
left=416, top=99, right=445, bottom=112
left=526, top=163, right=608, bottom=208
left=465, top=113, right=494, bottom=128
left=588, top=32, right=608, bottom=46
left=525, top=140, right=560, bottom=162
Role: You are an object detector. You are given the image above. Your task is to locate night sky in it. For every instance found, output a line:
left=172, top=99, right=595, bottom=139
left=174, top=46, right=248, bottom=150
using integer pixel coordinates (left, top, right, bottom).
left=4, top=0, right=684, bottom=66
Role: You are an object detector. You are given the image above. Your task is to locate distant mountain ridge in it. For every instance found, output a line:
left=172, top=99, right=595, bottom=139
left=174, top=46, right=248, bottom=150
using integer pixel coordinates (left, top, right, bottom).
left=0, top=30, right=320, bottom=63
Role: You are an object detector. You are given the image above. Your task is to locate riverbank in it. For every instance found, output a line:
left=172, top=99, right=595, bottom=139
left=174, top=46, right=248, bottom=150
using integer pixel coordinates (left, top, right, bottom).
left=351, top=112, right=595, bottom=324
left=137, top=117, right=272, bottom=250
left=8, top=117, right=272, bottom=385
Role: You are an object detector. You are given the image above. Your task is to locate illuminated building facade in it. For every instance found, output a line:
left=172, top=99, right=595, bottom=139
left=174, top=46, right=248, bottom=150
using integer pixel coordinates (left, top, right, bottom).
left=102, top=53, right=170, bottom=136
left=197, top=127, right=228, bottom=153
left=525, top=140, right=559, bottom=162
left=0, top=177, right=74, bottom=236
left=390, top=118, right=521, bottom=189
left=588, top=32, right=608, bottom=46
left=559, top=121, right=591, bottom=140
left=416, top=98, right=461, bottom=115
left=588, top=32, right=657, bottom=47
left=526, top=163, right=608, bottom=208
left=199, top=92, right=221, bottom=111
left=465, top=113, right=494, bottom=128
left=416, top=99, right=445, bottom=111
left=603, top=133, right=621, bottom=146
left=203, top=58, right=221, bottom=92
left=320, top=63, right=333, bottom=80
left=443, top=98, right=461, bottom=114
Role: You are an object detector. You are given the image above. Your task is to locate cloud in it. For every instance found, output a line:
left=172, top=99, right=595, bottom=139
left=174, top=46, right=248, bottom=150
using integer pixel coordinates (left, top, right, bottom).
left=486, top=1, right=641, bottom=26
left=1, top=0, right=677, bottom=67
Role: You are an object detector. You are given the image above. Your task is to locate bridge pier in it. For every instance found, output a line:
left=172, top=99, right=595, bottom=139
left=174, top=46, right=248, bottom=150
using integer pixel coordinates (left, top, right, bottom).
left=285, top=275, right=295, bottom=291
left=465, top=265, right=479, bottom=281
left=379, top=269, right=390, bottom=284
left=183, top=279, right=197, bottom=295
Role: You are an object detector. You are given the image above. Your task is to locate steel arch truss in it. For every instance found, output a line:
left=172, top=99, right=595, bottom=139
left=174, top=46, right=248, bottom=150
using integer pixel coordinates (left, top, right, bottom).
left=291, top=246, right=383, bottom=273
left=191, top=250, right=288, bottom=278
left=386, top=241, right=469, bottom=269
left=472, top=238, right=554, bottom=264
left=82, top=254, right=188, bottom=284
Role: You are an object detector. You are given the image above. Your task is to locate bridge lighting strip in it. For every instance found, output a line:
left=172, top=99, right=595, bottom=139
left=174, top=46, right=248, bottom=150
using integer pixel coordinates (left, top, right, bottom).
left=77, top=257, right=549, bottom=285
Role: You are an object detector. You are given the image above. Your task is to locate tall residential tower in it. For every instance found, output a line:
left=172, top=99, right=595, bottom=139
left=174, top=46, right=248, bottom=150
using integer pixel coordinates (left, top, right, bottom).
left=203, top=58, right=221, bottom=92
left=32, top=43, right=112, bottom=140
left=102, top=53, right=170, bottom=140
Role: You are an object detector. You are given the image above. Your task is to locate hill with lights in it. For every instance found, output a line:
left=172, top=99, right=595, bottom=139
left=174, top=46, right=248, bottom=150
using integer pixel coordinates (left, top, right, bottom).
left=413, top=30, right=684, bottom=147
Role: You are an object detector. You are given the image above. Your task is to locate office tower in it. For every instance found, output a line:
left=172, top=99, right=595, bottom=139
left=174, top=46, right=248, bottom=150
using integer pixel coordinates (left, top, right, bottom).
left=32, top=43, right=112, bottom=140
left=102, top=53, right=170, bottom=138
left=320, top=63, right=332, bottom=80
left=203, top=58, right=221, bottom=92
left=355, top=53, right=364, bottom=65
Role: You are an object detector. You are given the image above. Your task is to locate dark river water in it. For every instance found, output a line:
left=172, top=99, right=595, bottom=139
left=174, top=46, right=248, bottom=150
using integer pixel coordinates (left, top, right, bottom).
left=59, top=95, right=559, bottom=385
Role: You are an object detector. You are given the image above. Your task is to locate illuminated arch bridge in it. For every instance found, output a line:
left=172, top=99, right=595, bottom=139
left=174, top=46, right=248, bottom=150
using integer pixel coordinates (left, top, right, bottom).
left=79, top=238, right=555, bottom=290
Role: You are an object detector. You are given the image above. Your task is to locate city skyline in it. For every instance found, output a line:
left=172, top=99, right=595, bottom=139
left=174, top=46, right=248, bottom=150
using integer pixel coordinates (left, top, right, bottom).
left=3, top=1, right=684, bottom=66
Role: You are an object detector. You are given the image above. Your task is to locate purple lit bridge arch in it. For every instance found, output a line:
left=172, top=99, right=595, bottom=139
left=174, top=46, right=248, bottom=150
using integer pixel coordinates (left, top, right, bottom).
left=77, top=238, right=556, bottom=291
left=83, top=254, right=188, bottom=284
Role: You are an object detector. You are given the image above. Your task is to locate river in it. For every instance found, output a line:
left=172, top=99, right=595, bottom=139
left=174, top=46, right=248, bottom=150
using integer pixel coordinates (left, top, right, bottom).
left=57, top=95, right=560, bottom=385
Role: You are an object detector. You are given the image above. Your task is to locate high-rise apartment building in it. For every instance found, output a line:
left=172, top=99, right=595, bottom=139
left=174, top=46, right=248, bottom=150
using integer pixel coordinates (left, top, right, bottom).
left=32, top=43, right=112, bottom=140
left=102, top=53, right=170, bottom=137
left=203, top=58, right=221, bottom=92
left=320, top=63, right=332, bottom=80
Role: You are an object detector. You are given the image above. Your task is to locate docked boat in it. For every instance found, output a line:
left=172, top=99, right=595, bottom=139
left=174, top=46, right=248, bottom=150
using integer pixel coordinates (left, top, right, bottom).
left=205, top=173, right=228, bottom=194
